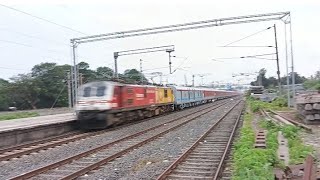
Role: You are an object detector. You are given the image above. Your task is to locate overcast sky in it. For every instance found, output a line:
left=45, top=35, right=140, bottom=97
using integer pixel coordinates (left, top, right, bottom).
left=0, top=0, right=319, bottom=86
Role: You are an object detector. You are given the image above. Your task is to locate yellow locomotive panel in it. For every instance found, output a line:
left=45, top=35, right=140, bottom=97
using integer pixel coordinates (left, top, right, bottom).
left=155, top=87, right=174, bottom=104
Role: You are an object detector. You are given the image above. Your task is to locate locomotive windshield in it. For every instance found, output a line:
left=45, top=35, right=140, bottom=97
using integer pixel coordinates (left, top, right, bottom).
left=83, top=87, right=91, bottom=97
left=79, top=82, right=108, bottom=97
left=96, top=86, right=106, bottom=97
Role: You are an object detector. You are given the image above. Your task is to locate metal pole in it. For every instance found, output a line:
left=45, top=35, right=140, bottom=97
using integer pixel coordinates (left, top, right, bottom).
left=72, top=42, right=78, bottom=107
left=69, top=60, right=74, bottom=108
left=284, top=22, right=290, bottom=107
left=79, top=73, right=83, bottom=86
left=289, top=17, right=295, bottom=107
left=140, top=59, right=143, bottom=83
left=168, top=51, right=172, bottom=74
left=113, top=52, right=119, bottom=78
left=201, top=76, right=204, bottom=86
left=274, top=24, right=281, bottom=94
left=67, top=71, right=72, bottom=109
left=192, top=75, right=195, bottom=87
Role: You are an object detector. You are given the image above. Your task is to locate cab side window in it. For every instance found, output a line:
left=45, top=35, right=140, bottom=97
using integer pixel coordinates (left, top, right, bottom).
left=127, top=88, right=133, bottom=94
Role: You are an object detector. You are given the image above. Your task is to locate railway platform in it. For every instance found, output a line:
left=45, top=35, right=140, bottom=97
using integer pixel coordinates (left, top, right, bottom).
left=0, top=113, right=77, bottom=149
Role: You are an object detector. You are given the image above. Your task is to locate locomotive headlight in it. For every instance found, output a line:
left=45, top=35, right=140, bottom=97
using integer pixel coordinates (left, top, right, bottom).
left=98, top=100, right=109, bottom=104
left=77, top=101, right=85, bottom=104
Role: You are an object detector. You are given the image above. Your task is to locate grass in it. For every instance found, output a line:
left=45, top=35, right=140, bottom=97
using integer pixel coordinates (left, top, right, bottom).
left=260, top=120, right=314, bottom=165
left=232, top=109, right=276, bottom=180
left=248, top=96, right=289, bottom=113
left=232, top=97, right=313, bottom=180
left=0, top=112, right=39, bottom=121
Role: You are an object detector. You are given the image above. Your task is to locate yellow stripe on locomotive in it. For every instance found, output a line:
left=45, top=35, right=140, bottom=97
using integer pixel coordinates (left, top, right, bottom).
left=156, top=87, right=174, bottom=104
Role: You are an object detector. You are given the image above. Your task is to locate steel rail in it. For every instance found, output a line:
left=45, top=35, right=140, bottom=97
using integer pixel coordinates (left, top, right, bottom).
left=268, top=109, right=312, bottom=132
left=303, top=155, right=315, bottom=180
left=0, top=131, right=81, bottom=154
left=10, top=99, right=234, bottom=180
left=0, top=99, right=231, bottom=162
left=213, top=103, right=244, bottom=179
left=260, top=109, right=282, bottom=126
left=60, top=100, right=240, bottom=180
left=156, top=100, right=243, bottom=180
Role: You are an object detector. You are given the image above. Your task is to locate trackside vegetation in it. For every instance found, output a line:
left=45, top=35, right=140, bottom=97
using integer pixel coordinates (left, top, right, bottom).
left=0, top=112, right=39, bottom=121
left=249, top=97, right=314, bottom=164
left=232, top=97, right=314, bottom=179
left=260, top=120, right=314, bottom=165
left=232, top=111, right=277, bottom=180
left=248, top=96, right=288, bottom=113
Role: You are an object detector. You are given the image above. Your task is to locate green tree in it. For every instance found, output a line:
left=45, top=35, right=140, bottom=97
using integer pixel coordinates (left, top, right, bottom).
left=267, top=77, right=278, bottom=88
left=121, top=69, right=148, bottom=83
left=31, top=62, right=70, bottom=108
left=77, top=62, right=96, bottom=83
left=8, top=74, right=41, bottom=109
left=96, top=66, right=114, bottom=80
left=251, top=68, right=269, bottom=87
left=0, top=78, right=10, bottom=110
left=304, top=71, right=320, bottom=91
left=280, top=72, right=307, bottom=85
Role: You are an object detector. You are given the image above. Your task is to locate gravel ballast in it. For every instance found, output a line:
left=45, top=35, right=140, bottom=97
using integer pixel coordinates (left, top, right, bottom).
left=77, top=99, right=243, bottom=180
left=0, top=99, right=233, bottom=179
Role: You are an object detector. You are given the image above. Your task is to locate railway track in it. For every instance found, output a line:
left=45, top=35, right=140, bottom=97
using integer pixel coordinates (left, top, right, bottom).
left=0, top=98, right=232, bottom=162
left=9, top=98, right=239, bottom=180
left=157, top=100, right=244, bottom=180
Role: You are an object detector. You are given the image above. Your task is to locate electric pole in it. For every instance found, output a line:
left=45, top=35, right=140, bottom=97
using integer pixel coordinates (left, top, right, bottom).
left=184, top=74, right=188, bottom=86
left=192, top=75, right=195, bottom=87
left=166, top=49, right=174, bottom=74
left=67, top=71, right=72, bottom=108
left=273, top=24, right=281, bottom=94
left=140, top=59, right=143, bottom=83
left=113, top=52, right=119, bottom=79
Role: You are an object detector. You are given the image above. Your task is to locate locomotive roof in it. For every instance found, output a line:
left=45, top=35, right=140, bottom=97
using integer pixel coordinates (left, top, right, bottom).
left=83, top=81, right=173, bottom=88
left=81, top=81, right=236, bottom=93
left=170, top=86, right=234, bottom=92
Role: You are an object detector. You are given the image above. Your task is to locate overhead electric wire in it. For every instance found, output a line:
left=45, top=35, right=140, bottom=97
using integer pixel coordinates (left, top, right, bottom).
left=0, top=28, right=69, bottom=46
left=171, top=57, right=188, bottom=74
left=241, top=53, right=276, bottom=57
left=222, top=26, right=272, bottom=47
left=0, top=66, right=29, bottom=71
left=0, top=38, right=92, bottom=62
left=211, top=53, right=276, bottom=60
left=0, top=39, right=32, bottom=47
left=217, top=45, right=274, bottom=48
left=0, top=4, right=87, bottom=35
left=117, top=45, right=174, bottom=53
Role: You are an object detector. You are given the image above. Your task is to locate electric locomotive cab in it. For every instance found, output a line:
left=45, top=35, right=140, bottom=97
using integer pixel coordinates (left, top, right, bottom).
left=76, top=81, right=115, bottom=129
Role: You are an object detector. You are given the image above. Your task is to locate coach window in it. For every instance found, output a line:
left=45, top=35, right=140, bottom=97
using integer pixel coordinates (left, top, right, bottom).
left=164, top=89, right=168, bottom=98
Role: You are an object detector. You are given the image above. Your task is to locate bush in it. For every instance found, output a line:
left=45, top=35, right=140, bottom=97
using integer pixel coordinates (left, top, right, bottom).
left=247, top=97, right=288, bottom=112
left=232, top=110, right=276, bottom=179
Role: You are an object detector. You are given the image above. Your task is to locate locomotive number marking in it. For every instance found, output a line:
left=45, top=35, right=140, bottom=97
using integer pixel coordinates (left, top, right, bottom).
left=136, top=94, right=144, bottom=98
